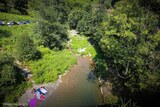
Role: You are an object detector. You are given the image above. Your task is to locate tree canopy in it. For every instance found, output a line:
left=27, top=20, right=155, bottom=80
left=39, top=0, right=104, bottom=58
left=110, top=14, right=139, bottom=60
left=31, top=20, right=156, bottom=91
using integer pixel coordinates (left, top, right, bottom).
left=16, top=34, right=37, bottom=61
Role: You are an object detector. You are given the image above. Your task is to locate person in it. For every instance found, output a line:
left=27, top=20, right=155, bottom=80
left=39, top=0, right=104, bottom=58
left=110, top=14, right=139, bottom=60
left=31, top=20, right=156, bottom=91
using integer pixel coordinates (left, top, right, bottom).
left=35, top=91, right=40, bottom=100
left=40, top=94, right=45, bottom=103
left=31, top=88, right=36, bottom=93
left=40, top=86, right=47, bottom=95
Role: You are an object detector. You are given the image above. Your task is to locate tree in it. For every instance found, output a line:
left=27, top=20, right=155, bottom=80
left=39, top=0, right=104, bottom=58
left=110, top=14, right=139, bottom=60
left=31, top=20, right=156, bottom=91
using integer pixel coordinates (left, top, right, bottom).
left=35, top=0, right=69, bottom=24
left=68, top=10, right=86, bottom=29
left=0, top=52, right=17, bottom=86
left=14, top=0, right=28, bottom=15
left=16, top=35, right=37, bottom=61
left=76, top=11, right=105, bottom=36
left=98, top=0, right=160, bottom=101
left=39, top=22, right=69, bottom=50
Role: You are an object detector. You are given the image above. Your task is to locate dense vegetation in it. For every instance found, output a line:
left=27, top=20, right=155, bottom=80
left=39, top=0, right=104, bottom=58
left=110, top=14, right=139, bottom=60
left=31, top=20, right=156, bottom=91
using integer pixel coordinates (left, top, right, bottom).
left=0, top=0, right=160, bottom=106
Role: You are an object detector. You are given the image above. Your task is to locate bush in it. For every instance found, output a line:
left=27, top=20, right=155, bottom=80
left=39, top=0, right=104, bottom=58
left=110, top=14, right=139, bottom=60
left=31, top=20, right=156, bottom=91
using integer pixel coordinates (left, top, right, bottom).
left=105, top=93, right=118, bottom=106
left=29, top=47, right=77, bottom=84
left=16, top=34, right=37, bottom=61
left=0, top=52, right=28, bottom=103
left=68, top=10, right=86, bottom=29
left=39, top=22, right=69, bottom=50
left=0, top=12, right=35, bottom=22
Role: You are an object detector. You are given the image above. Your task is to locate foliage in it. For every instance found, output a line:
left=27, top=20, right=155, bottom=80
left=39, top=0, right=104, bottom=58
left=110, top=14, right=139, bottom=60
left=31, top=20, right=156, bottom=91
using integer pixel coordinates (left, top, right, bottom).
left=0, top=0, right=28, bottom=15
left=66, top=0, right=99, bottom=10
left=0, top=0, right=160, bottom=106
left=29, top=47, right=77, bottom=84
left=1, top=82, right=29, bottom=103
left=99, top=0, right=160, bottom=92
left=0, top=52, right=28, bottom=103
left=16, top=34, right=37, bottom=61
left=0, top=29, right=11, bottom=38
left=77, top=11, right=105, bottom=35
left=0, top=12, right=35, bottom=22
left=0, top=24, right=36, bottom=56
left=38, top=22, right=69, bottom=50
left=118, top=99, right=137, bottom=107
left=68, top=10, right=86, bottom=29
left=0, top=52, right=16, bottom=86
left=99, top=0, right=113, bottom=9
left=33, top=0, right=69, bottom=24
left=69, top=35, right=97, bottom=58
left=0, top=12, right=35, bottom=52
left=105, top=93, right=118, bottom=106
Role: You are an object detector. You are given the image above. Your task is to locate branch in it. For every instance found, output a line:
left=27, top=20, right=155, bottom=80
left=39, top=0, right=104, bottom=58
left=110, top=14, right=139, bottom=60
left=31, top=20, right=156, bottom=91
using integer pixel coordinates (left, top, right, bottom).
left=112, top=66, right=130, bottom=79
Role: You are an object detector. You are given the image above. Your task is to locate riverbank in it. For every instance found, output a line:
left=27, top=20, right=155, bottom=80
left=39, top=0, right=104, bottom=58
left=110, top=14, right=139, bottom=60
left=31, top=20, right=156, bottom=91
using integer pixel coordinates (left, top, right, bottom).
left=18, top=74, right=62, bottom=106
left=18, top=30, right=106, bottom=106
left=18, top=56, right=104, bottom=107
left=40, top=56, right=103, bottom=107
left=99, top=78, right=112, bottom=103
left=18, top=62, right=77, bottom=106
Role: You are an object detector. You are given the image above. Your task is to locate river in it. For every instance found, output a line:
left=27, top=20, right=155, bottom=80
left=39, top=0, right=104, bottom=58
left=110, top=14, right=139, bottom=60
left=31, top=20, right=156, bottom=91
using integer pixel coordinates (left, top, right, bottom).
left=39, top=56, right=104, bottom=107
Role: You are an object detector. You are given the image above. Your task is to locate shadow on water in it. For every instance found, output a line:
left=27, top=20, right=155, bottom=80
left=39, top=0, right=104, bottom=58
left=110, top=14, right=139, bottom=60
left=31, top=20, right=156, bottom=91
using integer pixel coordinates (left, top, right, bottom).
left=87, top=72, right=97, bottom=84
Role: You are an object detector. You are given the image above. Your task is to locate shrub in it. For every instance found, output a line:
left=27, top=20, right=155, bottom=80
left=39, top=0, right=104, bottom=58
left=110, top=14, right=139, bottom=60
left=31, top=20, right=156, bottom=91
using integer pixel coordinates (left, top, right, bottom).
left=39, top=22, right=69, bottom=50
left=0, top=12, right=35, bottom=22
left=16, top=34, right=37, bottom=61
left=105, top=93, right=118, bottom=106
left=29, top=47, right=77, bottom=84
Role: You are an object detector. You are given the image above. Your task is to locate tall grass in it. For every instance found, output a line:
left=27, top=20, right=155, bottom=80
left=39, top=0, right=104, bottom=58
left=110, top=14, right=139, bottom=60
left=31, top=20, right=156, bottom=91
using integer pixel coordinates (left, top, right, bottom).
left=69, top=35, right=97, bottom=58
left=29, top=47, right=77, bottom=84
left=0, top=12, right=35, bottom=22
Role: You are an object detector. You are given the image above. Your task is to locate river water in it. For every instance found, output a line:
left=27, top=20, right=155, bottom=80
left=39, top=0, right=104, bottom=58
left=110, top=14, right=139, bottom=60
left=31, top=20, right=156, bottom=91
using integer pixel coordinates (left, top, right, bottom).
left=40, top=57, right=104, bottom=107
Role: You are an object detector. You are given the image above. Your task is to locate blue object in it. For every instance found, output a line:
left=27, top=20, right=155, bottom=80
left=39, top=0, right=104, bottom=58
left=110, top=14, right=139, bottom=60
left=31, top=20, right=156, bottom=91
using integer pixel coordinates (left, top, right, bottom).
left=36, top=88, right=45, bottom=95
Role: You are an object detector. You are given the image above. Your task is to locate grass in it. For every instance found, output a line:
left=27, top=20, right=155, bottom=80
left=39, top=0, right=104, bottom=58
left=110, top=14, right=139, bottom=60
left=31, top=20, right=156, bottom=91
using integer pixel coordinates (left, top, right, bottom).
left=0, top=12, right=35, bottom=22
left=29, top=46, right=77, bottom=84
left=0, top=13, right=36, bottom=103
left=0, top=12, right=77, bottom=85
left=69, top=35, right=97, bottom=58
left=0, top=24, right=36, bottom=56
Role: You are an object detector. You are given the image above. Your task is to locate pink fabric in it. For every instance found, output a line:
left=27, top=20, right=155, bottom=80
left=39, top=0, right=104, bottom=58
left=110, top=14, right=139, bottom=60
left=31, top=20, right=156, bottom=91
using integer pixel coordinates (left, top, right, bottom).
left=40, top=94, right=45, bottom=103
left=29, top=97, right=36, bottom=107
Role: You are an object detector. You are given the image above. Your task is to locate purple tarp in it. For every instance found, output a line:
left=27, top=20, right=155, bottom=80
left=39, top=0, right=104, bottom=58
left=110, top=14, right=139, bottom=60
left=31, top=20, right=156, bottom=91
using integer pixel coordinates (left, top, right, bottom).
left=29, top=97, right=36, bottom=107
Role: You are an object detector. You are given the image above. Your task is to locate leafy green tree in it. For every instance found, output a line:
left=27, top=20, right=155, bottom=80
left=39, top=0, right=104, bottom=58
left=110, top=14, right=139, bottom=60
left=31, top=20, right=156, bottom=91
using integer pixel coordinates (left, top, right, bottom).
left=76, top=12, right=105, bottom=35
left=68, top=10, right=86, bottom=29
left=76, top=13, right=93, bottom=35
left=0, top=52, right=16, bottom=105
left=0, top=52, right=27, bottom=104
left=0, top=0, right=15, bottom=12
left=35, top=0, right=69, bottom=23
left=16, top=35, right=37, bottom=61
left=40, top=22, right=69, bottom=50
left=99, top=0, right=160, bottom=94
left=0, top=52, right=17, bottom=86
left=0, top=65, right=16, bottom=85
left=14, top=0, right=28, bottom=15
